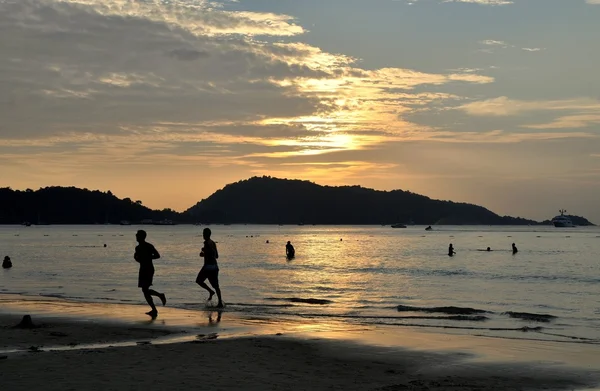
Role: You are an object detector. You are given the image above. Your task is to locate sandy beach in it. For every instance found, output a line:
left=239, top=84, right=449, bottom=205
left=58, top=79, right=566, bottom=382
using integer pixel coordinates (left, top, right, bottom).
left=1, top=299, right=598, bottom=391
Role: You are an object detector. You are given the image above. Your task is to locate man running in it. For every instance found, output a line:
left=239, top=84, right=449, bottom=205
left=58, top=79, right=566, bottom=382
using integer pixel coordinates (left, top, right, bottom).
left=134, top=230, right=166, bottom=317
left=196, top=228, right=223, bottom=308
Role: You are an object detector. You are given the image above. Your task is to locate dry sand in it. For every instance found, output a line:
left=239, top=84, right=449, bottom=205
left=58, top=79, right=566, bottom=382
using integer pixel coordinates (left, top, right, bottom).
left=1, top=313, right=598, bottom=391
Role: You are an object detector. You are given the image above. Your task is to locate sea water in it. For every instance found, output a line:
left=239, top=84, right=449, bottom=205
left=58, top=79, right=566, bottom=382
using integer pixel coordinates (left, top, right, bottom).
left=1, top=224, right=599, bottom=344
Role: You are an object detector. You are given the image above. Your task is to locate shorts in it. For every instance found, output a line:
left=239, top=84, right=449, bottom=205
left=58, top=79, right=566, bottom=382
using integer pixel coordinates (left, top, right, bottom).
left=196, top=264, right=219, bottom=287
left=138, top=266, right=155, bottom=288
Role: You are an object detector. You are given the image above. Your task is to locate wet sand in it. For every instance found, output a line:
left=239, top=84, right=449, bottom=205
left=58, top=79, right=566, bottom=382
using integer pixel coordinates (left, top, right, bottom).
left=1, top=297, right=599, bottom=391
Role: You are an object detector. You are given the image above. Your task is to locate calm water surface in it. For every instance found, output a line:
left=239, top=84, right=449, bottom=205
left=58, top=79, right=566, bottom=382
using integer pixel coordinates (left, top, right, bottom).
left=1, top=224, right=599, bottom=344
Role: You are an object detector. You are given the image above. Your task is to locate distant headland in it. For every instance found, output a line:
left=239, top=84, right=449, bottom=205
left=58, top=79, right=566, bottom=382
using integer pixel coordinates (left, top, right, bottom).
left=0, top=177, right=595, bottom=226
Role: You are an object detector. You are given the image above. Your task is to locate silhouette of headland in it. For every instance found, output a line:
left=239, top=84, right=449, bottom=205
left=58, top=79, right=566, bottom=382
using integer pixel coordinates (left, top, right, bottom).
left=1, top=177, right=596, bottom=225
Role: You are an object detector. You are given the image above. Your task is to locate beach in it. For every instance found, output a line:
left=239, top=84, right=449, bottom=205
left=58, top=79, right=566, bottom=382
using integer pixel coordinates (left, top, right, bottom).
left=1, top=298, right=599, bottom=391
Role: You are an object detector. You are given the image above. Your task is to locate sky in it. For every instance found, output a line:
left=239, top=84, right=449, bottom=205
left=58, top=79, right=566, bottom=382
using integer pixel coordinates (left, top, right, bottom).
left=1, top=0, right=599, bottom=222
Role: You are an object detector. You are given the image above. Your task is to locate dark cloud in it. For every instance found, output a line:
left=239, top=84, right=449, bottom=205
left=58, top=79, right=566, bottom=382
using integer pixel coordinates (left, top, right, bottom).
left=168, top=49, right=210, bottom=61
left=0, top=0, right=331, bottom=139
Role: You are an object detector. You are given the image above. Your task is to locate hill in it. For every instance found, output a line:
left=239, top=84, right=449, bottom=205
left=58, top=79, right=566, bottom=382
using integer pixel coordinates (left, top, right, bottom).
left=0, top=187, right=180, bottom=225
left=4, top=179, right=592, bottom=226
left=184, top=176, right=537, bottom=225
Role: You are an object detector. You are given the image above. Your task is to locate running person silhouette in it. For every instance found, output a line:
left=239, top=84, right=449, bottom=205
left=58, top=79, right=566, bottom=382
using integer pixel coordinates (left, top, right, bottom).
left=196, top=228, right=223, bottom=308
left=134, top=230, right=166, bottom=318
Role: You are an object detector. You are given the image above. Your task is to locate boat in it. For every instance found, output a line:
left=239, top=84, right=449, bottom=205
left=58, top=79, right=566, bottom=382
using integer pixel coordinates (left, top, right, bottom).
left=551, top=210, right=575, bottom=228
left=391, top=223, right=407, bottom=228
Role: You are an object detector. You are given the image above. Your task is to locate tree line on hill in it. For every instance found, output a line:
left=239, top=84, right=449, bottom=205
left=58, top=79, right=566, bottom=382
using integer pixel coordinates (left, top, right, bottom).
left=0, top=187, right=179, bottom=225
left=0, top=177, right=594, bottom=226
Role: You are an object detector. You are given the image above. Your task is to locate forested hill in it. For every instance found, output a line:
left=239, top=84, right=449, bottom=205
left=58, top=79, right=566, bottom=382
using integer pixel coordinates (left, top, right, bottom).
left=0, top=187, right=179, bottom=224
left=184, top=177, right=536, bottom=225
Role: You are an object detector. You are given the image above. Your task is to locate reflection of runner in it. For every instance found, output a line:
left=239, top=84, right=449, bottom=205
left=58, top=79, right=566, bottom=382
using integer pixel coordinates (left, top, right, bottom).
left=196, top=228, right=223, bottom=308
left=286, top=241, right=295, bottom=259
left=134, top=230, right=166, bottom=318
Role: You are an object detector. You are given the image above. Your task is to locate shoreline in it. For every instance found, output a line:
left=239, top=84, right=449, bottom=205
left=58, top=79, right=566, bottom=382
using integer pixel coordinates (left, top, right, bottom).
left=1, top=319, right=598, bottom=391
left=1, top=295, right=599, bottom=391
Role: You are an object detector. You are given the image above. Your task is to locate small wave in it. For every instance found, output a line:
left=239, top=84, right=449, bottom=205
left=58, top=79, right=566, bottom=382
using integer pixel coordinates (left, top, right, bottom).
left=448, top=315, right=488, bottom=321
left=266, top=297, right=333, bottom=305
left=313, top=286, right=338, bottom=292
left=368, top=322, right=544, bottom=333
left=229, top=303, right=296, bottom=308
left=397, top=305, right=488, bottom=315
left=504, top=311, right=557, bottom=323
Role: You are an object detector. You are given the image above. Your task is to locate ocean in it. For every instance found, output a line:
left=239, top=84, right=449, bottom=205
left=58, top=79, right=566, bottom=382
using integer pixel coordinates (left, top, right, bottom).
left=1, top=224, right=599, bottom=345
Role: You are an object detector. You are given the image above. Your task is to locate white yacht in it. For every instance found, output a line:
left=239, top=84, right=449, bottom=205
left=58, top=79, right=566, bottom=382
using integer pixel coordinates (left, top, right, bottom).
left=551, top=210, right=574, bottom=227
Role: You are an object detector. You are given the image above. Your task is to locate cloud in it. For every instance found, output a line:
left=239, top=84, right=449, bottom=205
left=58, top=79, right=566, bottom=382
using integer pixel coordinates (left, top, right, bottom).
left=56, top=0, right=306, bottom=37
left=0, top=0, right=494, bottom=160
left=443, top=0, right=513, bottom=5
left=457, top=97, right=600, bottom=129
left=479, top=40, right=511, bottom=47
left=458, top=97, right=600, bottom=116
left=523, top=115, right=600, bottom=129
left=421, top=129, right=596, bottom=143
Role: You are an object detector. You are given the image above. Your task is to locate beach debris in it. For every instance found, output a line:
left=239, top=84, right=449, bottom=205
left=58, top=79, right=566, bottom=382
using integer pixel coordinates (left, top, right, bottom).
left=14, top=315, right=38, bottom=329
left=194, top=333, right=219, bottom=343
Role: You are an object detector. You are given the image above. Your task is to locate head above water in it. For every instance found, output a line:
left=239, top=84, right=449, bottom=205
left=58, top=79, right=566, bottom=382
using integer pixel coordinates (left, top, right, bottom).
left=486, top=247, right=491, bottom=251
left=136, top=230, right=147, bottom=242
left=203, top=227, right=212, bottom=240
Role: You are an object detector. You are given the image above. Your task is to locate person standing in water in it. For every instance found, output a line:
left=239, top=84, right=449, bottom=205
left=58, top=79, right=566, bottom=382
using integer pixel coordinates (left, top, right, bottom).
left=448, top=244, right=456, bottom=257
left=512, top=243, right=518, bottom=254
left=286, top=241, right=295, bottom=259
left=196, top=228, right=223, bottom=308
left=134, top=230, right=166, bottom=318
left=2, top=256, right=12, bottom=269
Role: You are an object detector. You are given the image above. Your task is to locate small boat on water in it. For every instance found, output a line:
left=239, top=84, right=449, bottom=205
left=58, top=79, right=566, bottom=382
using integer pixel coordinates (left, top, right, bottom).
left=551, top=210, right=575, bottom=228
left=391, top=223, right=407, bottom=228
